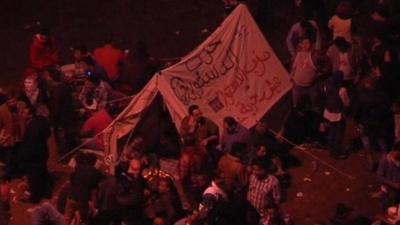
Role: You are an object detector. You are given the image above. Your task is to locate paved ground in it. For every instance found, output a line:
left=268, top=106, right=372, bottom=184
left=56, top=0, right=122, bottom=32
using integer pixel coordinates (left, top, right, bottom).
left=1, top=0, right=384, bottom=224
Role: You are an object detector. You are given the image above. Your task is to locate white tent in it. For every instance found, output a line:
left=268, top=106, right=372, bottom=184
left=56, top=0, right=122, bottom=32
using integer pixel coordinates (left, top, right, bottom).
left=103, top=4, right=292, bottom=170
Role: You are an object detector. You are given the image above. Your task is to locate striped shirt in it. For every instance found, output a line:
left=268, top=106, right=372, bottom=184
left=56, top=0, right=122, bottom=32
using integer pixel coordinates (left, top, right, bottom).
left=247, top=174, right=280, bottom=214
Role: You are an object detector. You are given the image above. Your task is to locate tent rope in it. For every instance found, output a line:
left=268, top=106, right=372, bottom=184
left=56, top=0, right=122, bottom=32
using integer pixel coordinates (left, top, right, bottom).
left=268, top=129, right=355, bottom=180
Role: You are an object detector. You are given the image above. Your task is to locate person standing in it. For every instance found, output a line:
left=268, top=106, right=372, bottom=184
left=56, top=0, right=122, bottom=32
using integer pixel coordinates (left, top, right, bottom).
left=117, top=159, right=146, bottom=225
left=19, top=106, right=51, bottom=203
left=29, top=28, right=59, bottom=71
left=93, top=40, right=125, bottom=83
left=246, top=158, right=281, bottom=225
left=322, top=71, right=350, bottom=159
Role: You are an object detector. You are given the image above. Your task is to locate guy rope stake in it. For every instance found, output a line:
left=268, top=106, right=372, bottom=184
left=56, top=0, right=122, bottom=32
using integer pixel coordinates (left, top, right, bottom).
left=269, top=129, right=355, bottom=180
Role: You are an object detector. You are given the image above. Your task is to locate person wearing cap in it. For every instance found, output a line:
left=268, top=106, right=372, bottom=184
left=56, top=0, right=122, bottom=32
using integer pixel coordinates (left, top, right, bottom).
left=29, top=28, right=59, bottom=71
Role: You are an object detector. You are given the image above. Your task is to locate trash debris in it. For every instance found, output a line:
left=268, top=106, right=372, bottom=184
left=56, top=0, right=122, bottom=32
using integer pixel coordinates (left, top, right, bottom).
left=296, top=192, right=304, bottom=197
left=303, top=177, right=312, bottom=182
left=368, top=185, right=373, bottom=188
left=10, top=189, right=16, bottom=194
left=174, top=31, right=180, bottom=35
left=324, top=171, right=331, bottom=175
left=26, top=208, right=34, bottom=213
left=201, top=28, right=209, bottom=34
left=346, top=188, right=351, bottom=192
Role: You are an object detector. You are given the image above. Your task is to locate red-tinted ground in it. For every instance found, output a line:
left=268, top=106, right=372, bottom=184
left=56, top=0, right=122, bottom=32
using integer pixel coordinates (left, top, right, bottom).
left=1, top=0, right=383, bottom=224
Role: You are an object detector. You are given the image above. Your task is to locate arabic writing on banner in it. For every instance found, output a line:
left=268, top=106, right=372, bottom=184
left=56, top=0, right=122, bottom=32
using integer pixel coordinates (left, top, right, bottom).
left=163, top=5, right=291, bottom=126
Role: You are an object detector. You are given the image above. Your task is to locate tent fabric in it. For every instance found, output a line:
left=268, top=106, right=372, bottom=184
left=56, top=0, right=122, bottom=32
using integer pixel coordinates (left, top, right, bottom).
left=103, top=76, right=159, bottom=169
left=103, top=4, right=292, bottom=171
left=158, top=4, right=292, bottom=130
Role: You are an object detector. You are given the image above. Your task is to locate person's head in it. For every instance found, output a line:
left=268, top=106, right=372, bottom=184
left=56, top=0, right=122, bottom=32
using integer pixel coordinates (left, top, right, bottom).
left=333, top=37, right=350, bottom=52
left=127, top=159, right=142, bottom=178
left=335, top=1, right=353, bottom=19
left=214, top=172, right=234, bottom=193
left=223, top=116, right=237, bottom=133
left=36, top=104, right=49, bottom=119
left=251, top=158, right=270, bottom=180
left=21, top=104, right=36, bottom=121
left=37, top=27, right=51, bottom=43
left=256, top=144, right=269, bottom=158
left=254, top=121, right=268, bottom=134
left=73, top=46, right=88, bottom=62
left=360, top=77, right=375, bottom=90
left=192, top=172, right=210, bottom=189
left=128, top=137, right=145, bottom=153
left=24, top=75, right=38, bottom=92
left=188, top=105, right=202, bottom=120
left=48, top=68, right=63, bottom=82
left=299, top=37, right=312, bottom=51
left=231, top=142, right=246, bottom=158
left=158, top=177, right=173, bottom=194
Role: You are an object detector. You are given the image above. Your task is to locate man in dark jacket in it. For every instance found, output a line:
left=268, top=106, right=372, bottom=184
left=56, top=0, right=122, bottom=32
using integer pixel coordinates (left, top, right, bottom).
left=117, top=159, right=146, bottom=225
left=19, top=106, right=51, bottom=203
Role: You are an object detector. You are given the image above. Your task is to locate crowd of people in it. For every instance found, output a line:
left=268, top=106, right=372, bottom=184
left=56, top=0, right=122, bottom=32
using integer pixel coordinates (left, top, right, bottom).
left=0, top=0, right=400, bottom=225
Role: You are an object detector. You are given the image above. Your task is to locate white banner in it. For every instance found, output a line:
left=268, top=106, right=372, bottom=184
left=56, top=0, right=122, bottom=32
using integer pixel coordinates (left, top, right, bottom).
left=158, top=4, right=292, bottom=130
